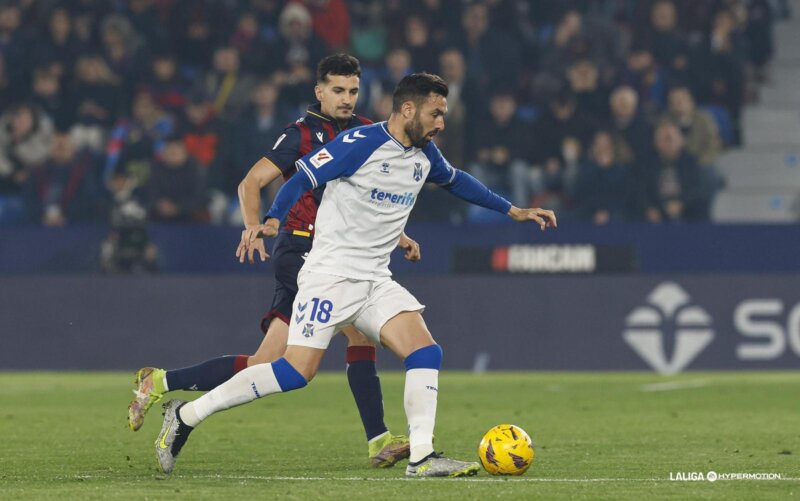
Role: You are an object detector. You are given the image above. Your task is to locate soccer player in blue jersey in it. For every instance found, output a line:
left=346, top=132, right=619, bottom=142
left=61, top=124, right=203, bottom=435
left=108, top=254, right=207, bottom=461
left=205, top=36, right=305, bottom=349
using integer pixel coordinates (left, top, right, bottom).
left=128, top=54, right=417, bottom=467
left=154, top=73, right=556, bottom=477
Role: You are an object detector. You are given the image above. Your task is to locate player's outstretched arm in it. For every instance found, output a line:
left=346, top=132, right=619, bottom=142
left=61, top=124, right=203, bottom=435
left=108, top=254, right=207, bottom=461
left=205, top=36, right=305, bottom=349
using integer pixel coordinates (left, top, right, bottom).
left=440, top=169, right=558, bottom=230
left=507, top=206, right=557, bottom=231
left=236, top=157, right=283, bottom=264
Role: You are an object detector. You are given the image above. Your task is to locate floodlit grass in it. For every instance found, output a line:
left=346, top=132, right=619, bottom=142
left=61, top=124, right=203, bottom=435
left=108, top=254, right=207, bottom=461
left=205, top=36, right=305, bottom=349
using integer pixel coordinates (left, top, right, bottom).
left=0, top=372, right=797, bottom=499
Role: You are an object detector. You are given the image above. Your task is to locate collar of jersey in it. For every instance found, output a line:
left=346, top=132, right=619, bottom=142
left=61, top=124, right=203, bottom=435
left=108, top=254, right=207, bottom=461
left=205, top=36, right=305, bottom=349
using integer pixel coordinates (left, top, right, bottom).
left=306, top=103, right=334, bottom=123
left=306, top=103, right=364, bottom=134
left=380, top=122, right=415, bottom=152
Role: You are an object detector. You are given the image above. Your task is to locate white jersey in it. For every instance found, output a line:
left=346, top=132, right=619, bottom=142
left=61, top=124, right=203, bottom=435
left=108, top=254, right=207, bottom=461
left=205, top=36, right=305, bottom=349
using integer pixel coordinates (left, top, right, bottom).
left=293, top=122, right=456, bottom=280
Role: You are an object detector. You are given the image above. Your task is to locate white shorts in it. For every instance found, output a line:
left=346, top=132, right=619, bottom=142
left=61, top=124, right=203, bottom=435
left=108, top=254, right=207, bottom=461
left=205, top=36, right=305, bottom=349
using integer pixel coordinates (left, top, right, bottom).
left=287, top=270, right=425, bottom=350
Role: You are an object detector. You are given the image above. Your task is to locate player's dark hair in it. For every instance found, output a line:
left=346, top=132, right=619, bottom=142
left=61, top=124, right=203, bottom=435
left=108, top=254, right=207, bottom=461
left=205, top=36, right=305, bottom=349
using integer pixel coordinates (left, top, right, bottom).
left=392, top=73, right=449, bottom=112
left=317, top=53, right=361, bottom=83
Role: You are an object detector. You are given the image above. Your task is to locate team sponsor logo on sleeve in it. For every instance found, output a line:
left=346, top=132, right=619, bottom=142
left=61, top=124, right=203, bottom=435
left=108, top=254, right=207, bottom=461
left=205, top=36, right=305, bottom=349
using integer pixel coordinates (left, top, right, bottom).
left=309, top=148, right=334, bottom=168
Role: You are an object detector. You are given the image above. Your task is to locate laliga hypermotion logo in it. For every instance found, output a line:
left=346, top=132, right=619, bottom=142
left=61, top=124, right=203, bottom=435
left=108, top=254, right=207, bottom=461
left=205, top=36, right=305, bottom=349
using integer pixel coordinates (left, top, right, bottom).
left=623, top=282, right=714, bottom=375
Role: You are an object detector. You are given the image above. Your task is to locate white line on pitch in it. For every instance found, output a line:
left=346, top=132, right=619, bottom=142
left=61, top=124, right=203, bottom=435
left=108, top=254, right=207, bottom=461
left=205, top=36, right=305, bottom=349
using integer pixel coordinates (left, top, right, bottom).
left=42, top=474, right=800, bottom=483
left=640, top=379, right=710, bottom=392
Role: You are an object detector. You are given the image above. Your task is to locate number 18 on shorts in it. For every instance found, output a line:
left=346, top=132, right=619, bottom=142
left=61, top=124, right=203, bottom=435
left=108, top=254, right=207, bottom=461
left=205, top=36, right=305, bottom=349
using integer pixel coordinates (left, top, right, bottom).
left=287, top=270, right=425, bottom=350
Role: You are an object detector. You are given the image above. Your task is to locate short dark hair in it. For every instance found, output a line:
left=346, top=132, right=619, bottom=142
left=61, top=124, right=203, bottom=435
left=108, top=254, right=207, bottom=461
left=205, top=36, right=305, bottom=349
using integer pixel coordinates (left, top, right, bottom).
left=392, top=73, right=449, bottom=112
left=317, top=53, right=361, bottom=83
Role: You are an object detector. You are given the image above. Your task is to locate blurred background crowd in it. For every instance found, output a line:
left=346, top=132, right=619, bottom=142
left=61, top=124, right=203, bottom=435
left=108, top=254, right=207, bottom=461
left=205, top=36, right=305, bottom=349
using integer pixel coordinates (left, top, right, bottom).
left=0, top=0, right=787, bottom=230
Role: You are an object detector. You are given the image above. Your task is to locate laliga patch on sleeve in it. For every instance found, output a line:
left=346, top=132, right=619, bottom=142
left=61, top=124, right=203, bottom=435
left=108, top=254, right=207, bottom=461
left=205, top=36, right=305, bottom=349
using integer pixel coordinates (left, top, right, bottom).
left=309, top=148, right=334, bottom=169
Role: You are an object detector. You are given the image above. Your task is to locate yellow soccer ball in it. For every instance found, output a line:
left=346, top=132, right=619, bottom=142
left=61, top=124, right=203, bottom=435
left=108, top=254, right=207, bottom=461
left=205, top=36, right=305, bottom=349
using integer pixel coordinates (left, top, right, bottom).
left=477, top=424, right=535, bottom=475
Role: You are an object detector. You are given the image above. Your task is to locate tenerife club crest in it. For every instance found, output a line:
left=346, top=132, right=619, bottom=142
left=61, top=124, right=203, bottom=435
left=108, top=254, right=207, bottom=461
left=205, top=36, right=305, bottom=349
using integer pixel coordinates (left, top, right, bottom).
left=302, top=323, right=315, bottom=338
left=380, top=162, right=391, bottom=174
left=413, top=162, right=423, bottom=182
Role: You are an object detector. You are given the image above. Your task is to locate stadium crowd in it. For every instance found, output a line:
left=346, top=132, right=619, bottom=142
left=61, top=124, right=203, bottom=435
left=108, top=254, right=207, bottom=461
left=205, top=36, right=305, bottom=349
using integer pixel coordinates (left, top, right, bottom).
left=0, top=0, right=783, bottom=229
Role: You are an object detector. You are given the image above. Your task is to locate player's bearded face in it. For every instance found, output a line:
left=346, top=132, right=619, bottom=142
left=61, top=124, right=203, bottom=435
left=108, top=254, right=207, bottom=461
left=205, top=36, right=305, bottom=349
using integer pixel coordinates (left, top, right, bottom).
left=405, top=110, right=429, bottom=148
left=405, top=95, right=447, bottom=148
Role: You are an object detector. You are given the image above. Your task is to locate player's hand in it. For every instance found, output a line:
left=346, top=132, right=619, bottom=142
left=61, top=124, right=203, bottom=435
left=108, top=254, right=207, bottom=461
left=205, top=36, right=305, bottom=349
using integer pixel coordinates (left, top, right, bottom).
left=397, top=232, right=421, bottom=262
left=508, top=206, right=557, bottom=231
left=236, top=224, right=270, bottom=264
left=259, top=218, right=280, bottom=238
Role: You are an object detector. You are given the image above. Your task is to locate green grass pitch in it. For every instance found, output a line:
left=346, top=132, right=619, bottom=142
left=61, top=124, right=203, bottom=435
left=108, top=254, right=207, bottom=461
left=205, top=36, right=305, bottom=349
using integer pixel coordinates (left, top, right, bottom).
left=0, top=371, right=798, bottom=499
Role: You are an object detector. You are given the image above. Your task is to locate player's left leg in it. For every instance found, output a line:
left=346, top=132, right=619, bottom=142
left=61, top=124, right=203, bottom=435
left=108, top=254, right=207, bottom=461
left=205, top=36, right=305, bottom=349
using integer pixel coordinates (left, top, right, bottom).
left=156, top=345, right=325, bottom=474
left=155, top=271, right=366, bottom=474
left=340, top=326, right=410, bottom=467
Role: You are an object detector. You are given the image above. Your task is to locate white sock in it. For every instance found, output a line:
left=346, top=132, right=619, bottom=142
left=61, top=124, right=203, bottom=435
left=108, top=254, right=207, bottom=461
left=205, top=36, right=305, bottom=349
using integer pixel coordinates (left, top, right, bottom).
left=404, top=368, right=438, bottom=462
left=178, top=363, right=283, bottom=427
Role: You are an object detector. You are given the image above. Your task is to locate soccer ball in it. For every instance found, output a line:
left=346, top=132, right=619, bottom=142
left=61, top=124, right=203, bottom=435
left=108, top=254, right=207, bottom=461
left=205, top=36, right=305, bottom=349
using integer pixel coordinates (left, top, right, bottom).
left=477, top=424, right=535, bottom=475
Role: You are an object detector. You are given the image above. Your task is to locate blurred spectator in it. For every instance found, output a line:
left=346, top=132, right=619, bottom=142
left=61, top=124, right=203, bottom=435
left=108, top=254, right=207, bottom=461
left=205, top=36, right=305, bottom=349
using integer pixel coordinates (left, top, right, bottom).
left=169, top=4, right=215, bottom=72
left=609, top=85, right=655, bottom=171
left=69, top=55, right=123, bottom=152
left=0, top=1, right=28, bottom=95
left=539, top=8, right=620, bottom=82
left=36, top=7, right=83, bottom=82
left=616, top=44, right=667, bottom=119
left=180, top=92, right=229, bottom=172
left=23, top=132, right=100, bottom=226
left=141, top=52, right=190, bottom=115
left=694, top=8, right=746, bottom=144
left=469, top=90, right=530, bottom=205
left=642, top=0, right=690, bottom=81
left=372, top=93, right=394, bottom=121
left=573, top=130, right=637, bottom=224
left=746, top=0, right=774, bottom=79
left=200, top=46, right=255, bottom=121
left=307, top=0, right=351, bottom=50
left=99, top=15, right=144, bottom=91
left=275, top=2, right=327, bottom=109
left=124, top=0, right=166, bottom=51
left=0, top=102, right=53, bottom=224
left=104, top=90, right=174, bottom=194
left=229, top=11, right=267, bottom=72
left=451, top=2, right=521, bottom=92
left=435, top=47, right=477, bottom=168
left=368, top=47, right=412, bottom=117
left=644, top=121, right=713, bottom=223
left=177, top=90, right=236, bottom=224
left=349, top=0, right=388, bottom=64
left=567, top=58, right=610, bottom=121
left=30, top=64, right=72, bottom=130
left=665, top=85, right=722, bottom=167
left=0, top=103, right=54, bottom=194
left=532, top=90, right=596, bottom=169
left=147, top=136, right=206, bottom=223
left=403, top=15, right=440, bottom=73
left=231, top=80, right=286, bottom=193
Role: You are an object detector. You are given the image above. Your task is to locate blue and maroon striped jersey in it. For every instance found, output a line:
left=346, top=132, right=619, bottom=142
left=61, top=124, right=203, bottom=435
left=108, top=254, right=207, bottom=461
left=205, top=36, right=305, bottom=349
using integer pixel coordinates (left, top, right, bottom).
left=263, top=103, right=372, bottom=235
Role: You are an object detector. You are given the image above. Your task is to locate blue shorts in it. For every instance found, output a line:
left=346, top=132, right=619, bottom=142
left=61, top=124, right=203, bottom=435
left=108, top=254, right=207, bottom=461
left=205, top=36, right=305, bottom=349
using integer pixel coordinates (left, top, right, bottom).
left=260, top=231, right=313, bottom=333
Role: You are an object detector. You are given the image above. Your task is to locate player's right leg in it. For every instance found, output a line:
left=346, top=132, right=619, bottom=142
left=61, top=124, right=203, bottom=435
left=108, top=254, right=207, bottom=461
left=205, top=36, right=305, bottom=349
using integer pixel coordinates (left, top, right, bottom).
left=379, top=311, right=478, bottom=478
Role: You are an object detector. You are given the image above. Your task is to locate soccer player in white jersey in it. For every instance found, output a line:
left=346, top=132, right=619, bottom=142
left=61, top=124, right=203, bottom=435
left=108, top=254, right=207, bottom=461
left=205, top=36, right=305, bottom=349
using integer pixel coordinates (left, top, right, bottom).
left=154, top=73, right=557, bottom=477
